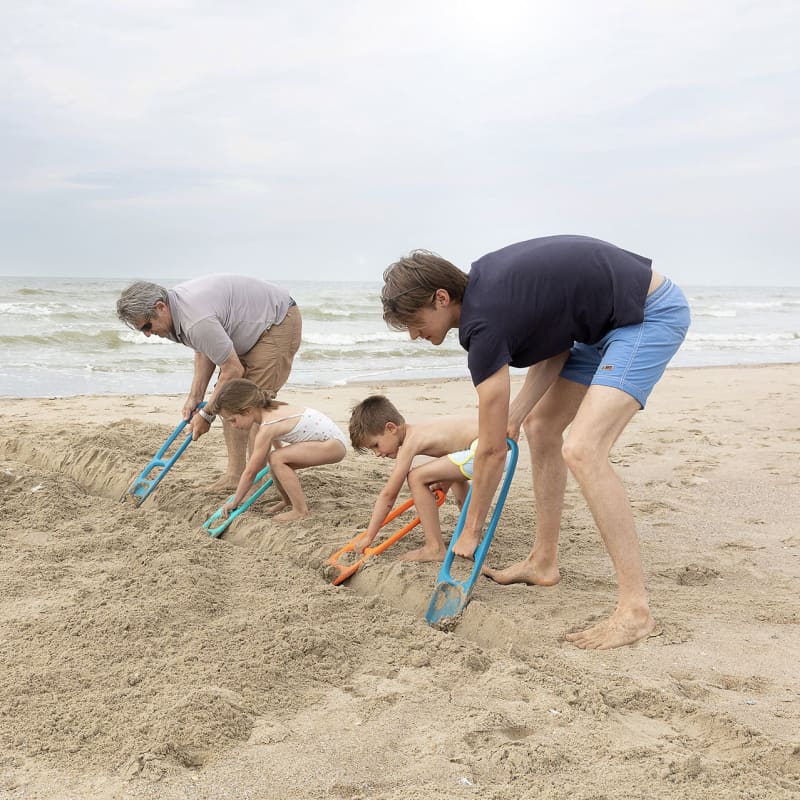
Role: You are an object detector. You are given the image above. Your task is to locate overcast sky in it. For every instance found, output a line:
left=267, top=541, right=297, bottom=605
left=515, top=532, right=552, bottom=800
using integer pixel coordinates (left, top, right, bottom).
left=1, top=1, right=797, bottom=285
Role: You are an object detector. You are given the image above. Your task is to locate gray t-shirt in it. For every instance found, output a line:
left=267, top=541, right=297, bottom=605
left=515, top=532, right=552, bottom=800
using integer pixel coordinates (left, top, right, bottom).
left=167, top=274, right=292, bottom=365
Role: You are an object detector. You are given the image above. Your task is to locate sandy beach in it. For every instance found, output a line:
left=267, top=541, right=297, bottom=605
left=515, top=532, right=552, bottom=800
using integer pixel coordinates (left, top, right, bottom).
left=1, top=364, right=798, bottom=799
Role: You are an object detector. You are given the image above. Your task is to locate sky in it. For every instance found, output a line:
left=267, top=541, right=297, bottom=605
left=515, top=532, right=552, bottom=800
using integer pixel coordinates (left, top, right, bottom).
left=1, top=1, right=797, bottom=285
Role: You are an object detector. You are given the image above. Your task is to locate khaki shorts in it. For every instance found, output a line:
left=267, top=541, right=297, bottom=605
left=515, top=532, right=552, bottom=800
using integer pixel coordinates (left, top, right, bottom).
left=239, top=305, right=302, bottom=395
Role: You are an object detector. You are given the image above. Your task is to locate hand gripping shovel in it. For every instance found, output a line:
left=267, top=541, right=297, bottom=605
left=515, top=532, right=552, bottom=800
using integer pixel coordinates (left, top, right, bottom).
left=326, top=489, right=446, bottom=585
left=425, top=438, right=518, bottom=626
left=123, top=402, right=207, bottom=508
left=202, top=466, right=274, bottom=538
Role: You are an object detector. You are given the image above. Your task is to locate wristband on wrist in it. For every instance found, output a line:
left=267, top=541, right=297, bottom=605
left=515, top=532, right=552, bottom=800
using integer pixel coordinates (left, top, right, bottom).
left=198, top=408, right=216, bottom=424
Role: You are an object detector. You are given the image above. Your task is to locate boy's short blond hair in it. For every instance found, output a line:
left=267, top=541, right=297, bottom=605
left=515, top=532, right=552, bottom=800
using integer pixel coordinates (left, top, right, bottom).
left=349, top=395, right=405, bottom=452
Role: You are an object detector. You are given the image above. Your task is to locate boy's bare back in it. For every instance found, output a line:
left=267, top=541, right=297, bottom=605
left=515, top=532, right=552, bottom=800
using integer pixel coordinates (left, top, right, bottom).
left=401, top=415, right=479, bottom=459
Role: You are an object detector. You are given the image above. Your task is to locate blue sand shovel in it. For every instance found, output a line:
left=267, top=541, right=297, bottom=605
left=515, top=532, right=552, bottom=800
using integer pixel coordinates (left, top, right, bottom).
left=425, top=438, right=518, bottom=626
left=123, top=402, right=207, bottom=508
left=202, top=466, right=274, bottom=538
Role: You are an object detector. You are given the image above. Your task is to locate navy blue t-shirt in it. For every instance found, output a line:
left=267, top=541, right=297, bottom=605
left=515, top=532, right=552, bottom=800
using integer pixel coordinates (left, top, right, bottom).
left=458, top=235, right=653, bottom=386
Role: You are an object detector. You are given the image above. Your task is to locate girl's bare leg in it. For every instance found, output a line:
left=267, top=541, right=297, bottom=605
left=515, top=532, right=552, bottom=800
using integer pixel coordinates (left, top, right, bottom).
left=269, top=440, right=346, bottom=522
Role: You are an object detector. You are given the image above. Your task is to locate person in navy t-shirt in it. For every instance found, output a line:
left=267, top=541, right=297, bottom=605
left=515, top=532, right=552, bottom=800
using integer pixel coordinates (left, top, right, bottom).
left=381, top=235, right=690, bottom=650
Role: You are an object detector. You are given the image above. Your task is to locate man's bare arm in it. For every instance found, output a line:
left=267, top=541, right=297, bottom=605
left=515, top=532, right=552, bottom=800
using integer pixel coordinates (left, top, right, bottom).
left=187, top=350, right=245, bottom=438
left=452, top=366, right=511, bottom=557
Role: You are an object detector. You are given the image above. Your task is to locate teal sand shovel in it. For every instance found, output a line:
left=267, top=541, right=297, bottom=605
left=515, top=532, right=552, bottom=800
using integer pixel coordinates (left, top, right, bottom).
left=425, top=438, right=518, bottom=626
left=202, top=466, right=274, bottom=538
left=123, top=402, right=207, bottom=507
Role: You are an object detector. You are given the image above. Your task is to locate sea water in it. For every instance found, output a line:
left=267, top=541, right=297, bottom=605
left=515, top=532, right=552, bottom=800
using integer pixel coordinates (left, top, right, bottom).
left=0, top=277, right=798, bottom=398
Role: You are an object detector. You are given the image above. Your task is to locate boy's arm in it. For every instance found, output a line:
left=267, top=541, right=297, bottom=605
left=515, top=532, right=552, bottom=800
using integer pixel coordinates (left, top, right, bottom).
left=359, top=448, right=418, bottom=545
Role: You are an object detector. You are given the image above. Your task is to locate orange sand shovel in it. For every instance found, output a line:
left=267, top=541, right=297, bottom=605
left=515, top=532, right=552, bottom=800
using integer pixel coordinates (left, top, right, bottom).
left=326, top=489, right=446, bottom=585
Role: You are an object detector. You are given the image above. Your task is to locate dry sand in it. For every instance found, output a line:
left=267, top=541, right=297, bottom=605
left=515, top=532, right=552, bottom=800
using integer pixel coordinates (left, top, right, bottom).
left=0, top=365, right=798, bottom=799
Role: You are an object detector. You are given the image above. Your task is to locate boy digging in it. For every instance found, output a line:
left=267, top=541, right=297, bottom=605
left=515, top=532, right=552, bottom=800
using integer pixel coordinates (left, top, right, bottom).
left=349, top=395, right=479, bottom=562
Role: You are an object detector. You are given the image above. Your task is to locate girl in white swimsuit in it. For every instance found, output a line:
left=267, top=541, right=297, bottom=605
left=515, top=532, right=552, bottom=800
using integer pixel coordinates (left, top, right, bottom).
left=209, top=378, right=347, bottom=522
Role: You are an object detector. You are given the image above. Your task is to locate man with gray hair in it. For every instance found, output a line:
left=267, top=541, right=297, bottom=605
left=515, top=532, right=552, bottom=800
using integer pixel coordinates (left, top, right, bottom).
left=117, top=274, right=302, bottom=490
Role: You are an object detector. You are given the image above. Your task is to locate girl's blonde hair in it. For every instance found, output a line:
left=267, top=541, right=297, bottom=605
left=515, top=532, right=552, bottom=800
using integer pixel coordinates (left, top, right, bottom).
left=209, top=378, right=285, bottom=416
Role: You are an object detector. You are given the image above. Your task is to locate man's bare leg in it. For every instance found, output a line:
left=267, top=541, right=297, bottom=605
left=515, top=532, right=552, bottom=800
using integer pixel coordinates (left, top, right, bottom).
left=208, top=423, right=248, bottom=491
left=561, top=385, right=656, bottom=649
left=483, top=378, right=586, bottom=586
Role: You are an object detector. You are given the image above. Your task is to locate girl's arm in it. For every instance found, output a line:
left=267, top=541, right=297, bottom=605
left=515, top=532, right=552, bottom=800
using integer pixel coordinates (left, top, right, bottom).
left=224, top=427, right=276, bottom=512
left=222, top=408, right=303, bottom=511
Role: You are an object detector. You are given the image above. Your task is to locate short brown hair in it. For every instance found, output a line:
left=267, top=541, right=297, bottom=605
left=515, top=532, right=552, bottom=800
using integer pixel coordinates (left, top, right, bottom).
left=381, top=250, right=469, bottom=330
left=349, top=395, right=405, bottom=451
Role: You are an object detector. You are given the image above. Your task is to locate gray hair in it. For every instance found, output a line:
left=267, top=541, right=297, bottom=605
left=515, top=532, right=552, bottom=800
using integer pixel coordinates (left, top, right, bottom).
left=116, top=281, right=169, bottom=328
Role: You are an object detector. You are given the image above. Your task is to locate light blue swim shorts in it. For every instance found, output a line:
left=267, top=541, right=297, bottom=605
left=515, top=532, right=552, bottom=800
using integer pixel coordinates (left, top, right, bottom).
left=448, top=439, right=513, bottom=479
left=559, top=277, right=691, bottom=408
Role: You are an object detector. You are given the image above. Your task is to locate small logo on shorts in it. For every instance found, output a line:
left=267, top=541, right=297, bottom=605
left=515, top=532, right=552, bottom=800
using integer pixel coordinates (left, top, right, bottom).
left=600, top=364, right=615, bottom=371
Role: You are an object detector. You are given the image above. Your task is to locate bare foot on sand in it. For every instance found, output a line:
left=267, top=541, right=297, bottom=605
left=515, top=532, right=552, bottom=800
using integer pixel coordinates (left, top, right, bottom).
left=399, top=544, right=447, bottom=563
left=208, top=474, right=241, bottom=492
left=482, top=558, right=560, bottom=587
left=264, top=500, right=289, bottom=515
left=565, top=606, right=656, bottom=650
left=274, top=509, right=309, bottom=522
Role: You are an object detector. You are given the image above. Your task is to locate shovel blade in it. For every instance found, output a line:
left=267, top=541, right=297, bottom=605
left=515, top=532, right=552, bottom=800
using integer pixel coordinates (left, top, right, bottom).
left=425, top=581, right=469, bottom=624
left=202, top=467, right=273, bottom=538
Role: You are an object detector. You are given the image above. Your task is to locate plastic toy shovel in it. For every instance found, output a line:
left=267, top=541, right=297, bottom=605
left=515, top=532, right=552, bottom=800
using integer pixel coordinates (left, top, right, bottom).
left=326, top=489, right=446, bottom=585
left=202, top=466, right=274, bottom=538
left=425, top=438, right=518, bottom=626
left=123, top=402, right=207, bottom=507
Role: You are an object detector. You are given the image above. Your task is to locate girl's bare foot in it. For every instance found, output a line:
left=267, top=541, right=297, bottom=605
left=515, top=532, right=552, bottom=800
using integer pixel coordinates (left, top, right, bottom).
left=264, top=500, right=289, bottom=515
left=274, top=509, right=309, bottom=522
left=565, top=606, right=655, bottom=650
left=482, top=558, right=560, bottom=586
left=399, top=544, right=447, bottom=563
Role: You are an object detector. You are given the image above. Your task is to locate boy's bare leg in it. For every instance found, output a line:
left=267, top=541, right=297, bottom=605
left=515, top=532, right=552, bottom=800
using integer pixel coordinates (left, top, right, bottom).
left=483, top=378, right=585, bottom=586
left=402, top=459, right=465, bottom=562
left=560, top=385, right=655, bottom=649
left=208, top=424, right=247, bottom=491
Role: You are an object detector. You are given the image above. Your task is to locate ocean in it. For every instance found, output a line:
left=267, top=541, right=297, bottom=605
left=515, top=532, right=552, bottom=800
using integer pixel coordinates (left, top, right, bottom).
left=1, top=277, right=799, bottom=398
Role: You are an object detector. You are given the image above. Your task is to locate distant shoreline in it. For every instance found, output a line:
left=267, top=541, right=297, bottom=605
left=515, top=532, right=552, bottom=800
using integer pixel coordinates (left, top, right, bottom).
left=4, top=362, right=800, bottom=404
